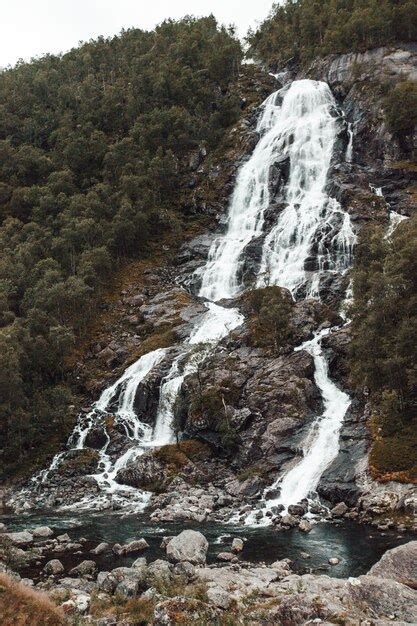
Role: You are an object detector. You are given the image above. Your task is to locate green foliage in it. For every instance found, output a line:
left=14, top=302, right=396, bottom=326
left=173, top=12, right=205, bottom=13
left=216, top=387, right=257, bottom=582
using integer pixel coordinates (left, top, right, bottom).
left=0, top=17, right=242, bottom=477
left=350, top=216, right=417, bottom=478
left=247, top=0, right=417, bottom=68
left=384, top=80, right=417, bottom=152
left=249, top=286, right=294, bottom=353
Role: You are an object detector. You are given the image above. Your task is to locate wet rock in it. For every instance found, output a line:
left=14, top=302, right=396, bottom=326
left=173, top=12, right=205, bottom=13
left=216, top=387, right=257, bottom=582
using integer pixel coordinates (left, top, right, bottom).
left=43, top=559, right=64, bottom=575
left=298, top=519, right=312, bottom=533
left=84, top=426, right=108, bottom=449
left=32, top=526, right=54, bottom=538
left=91, top=542, right=109, bottom=555
left=281, top=514, right=298, bottom=528
left=331, top=501, right=349, bottom=517
left=56, top=533, right=71, bottom=542
left=231, top=538, right=244, bottom=553
left=288, top=503, right=307, bottom=516
left=69, top=560, right=97, bottom=577
left=166, top=530, right=208, bottom=565
left=118, top=538, right=149, bottom=554
left=0, top=523, right=7, bottom=532
left=329, top=557, right=340, bottom=566
left=368, top=541, right=417, bottom=587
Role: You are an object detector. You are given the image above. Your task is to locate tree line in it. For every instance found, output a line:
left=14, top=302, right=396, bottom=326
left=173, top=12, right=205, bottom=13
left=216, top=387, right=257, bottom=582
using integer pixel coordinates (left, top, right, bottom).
left=0, top=16, right=242, bottom=477
left=247, top=0, right=417, bottom=68
left=350, top=216, right=417, bottom=480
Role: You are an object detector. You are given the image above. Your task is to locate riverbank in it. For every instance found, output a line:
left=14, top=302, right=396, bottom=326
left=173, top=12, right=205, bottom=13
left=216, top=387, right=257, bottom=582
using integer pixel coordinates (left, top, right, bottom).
left=1, top=518, right=416, bottom=624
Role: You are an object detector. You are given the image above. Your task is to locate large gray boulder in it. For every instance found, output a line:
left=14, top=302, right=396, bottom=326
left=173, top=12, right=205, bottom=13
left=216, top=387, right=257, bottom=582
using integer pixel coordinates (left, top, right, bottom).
left=4, top=531, right=33, bottom=546
left=166, top=530, right=208, bottom=565
left=368, top=541, right=417, bottom=587
left=32, top=526, right=54, bottom=538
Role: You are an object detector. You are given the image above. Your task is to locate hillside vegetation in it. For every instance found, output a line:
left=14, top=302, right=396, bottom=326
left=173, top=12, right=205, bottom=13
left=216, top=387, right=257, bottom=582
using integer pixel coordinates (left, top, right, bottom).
left=247, top=0, right=417, bottom=68
left=0, top=17, right=242, bottom=477
left=350, top=216, right=417, bottom=481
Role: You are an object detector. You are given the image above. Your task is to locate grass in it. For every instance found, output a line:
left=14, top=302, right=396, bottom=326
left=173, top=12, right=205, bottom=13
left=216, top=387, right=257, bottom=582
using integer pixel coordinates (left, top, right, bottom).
left=0, top=573, right=65, bottom=626
left=369, top=422, right=417, bottom=483
left=154, top=440, right=212, bottom=471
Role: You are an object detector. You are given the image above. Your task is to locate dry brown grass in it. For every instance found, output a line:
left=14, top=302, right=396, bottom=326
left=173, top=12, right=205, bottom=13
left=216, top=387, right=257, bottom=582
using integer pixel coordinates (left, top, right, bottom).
left=0, top=573, right=65, bottom=626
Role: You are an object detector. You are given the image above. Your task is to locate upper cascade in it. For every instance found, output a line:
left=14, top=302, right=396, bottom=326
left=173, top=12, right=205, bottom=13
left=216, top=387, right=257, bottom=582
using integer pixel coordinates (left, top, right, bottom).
left=199, top=79, right=356, bottom=301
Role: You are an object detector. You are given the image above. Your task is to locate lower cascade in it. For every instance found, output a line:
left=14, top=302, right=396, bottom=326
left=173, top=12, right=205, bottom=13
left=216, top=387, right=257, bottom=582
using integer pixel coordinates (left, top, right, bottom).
left=18, top=79, right=358, bottom=520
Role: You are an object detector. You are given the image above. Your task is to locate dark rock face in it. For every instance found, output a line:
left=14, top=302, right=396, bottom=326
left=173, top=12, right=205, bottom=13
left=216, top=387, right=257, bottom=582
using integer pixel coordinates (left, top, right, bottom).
left=178, top=330, right=321, bottom=477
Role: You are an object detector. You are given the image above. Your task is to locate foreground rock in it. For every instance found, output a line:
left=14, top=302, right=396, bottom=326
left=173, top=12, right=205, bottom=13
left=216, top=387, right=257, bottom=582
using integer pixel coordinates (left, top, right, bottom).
left=369, top=540, right=417, bottom=587
left=166, top=530, right=208, bottom=565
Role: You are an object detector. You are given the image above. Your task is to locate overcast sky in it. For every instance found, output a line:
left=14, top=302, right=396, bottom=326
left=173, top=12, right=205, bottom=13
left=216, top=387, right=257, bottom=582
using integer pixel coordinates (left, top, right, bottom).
left=1, top=0, right=275, bottom=68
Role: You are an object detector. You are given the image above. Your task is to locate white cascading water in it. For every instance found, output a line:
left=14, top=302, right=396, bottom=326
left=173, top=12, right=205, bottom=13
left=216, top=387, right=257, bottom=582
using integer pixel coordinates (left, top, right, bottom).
left=369, top=184, right=409, bottom=239
left=258, top=328, right=351, bottom=517
left=19, top=79, right=357, bottom=517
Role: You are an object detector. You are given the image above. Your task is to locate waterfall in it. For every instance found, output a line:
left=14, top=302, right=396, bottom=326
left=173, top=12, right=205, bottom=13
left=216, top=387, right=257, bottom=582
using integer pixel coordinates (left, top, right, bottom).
left=20, top=79, right=356, bottom=517
left=369, top=184, right=409, bottom=238
left=261, top=328, right=351, bottom=514
left=346, top=122, right=353, bottom=163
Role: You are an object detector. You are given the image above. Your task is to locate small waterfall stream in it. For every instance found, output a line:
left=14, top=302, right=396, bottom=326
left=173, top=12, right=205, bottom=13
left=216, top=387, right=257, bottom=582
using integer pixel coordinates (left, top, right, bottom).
left=23, top=79, right=358, bottom=517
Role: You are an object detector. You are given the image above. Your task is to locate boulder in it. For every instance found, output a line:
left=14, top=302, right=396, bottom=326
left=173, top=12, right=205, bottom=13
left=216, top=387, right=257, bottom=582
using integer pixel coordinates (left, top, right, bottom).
left=32, top=526, right=54, bottom=538
left=118, top=538, right=149, bottom=555
left=43, top=559, right=64, bottom=575
left=231, top=538, right=244, bottom=553
left=4, top=531, right=33, bottom=546
left=217, top=552, right=236, bottom=562
left=69, top=560, right=97, bottom=577
left=331, top=502, right=349, bottom=517
left=166, top=530, right=208, bottom=565
left=329, top=557, right=340, bottom=566
left=0, top=523, right=7, bottom=532
left=298, top=519, right=312, bottom=533
left=97, top=572, right=118, bottom=594
left=173, top=561, right=196, bottom=581
left=57, top=533, right=71, bottom=542
left=281, top=514, right=298, bottom=527
left=147, top=559, right=173, bottom=581
left=368, top=541, right=417, bottom=587
left=115, top=578, right=139, bottom=598
left=91, top=542, right=109, bottom=555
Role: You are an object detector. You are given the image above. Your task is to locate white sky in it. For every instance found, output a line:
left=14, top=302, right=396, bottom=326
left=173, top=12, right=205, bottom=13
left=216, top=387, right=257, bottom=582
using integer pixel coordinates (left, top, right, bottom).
left=0, top=0, right=275, bottom=68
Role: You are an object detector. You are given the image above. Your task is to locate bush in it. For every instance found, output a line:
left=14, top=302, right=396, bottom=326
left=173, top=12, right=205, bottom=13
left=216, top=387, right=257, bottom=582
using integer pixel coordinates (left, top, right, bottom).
left=384, top=80, right=417, bottom=152
left=248, top=286, right=293, bottom=353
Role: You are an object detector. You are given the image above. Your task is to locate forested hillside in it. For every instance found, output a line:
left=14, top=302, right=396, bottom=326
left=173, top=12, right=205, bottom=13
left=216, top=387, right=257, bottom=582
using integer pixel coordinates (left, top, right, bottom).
left=248, top=0, right=417, bottom=68
left=0, top=17, right=242, bottom=477
left=351, top=216, right=417, bottom=481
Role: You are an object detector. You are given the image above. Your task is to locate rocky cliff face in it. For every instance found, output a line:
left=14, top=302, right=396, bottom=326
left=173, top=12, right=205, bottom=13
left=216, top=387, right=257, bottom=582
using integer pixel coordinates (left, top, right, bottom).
left=7, top=51, right=416, bottom=531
